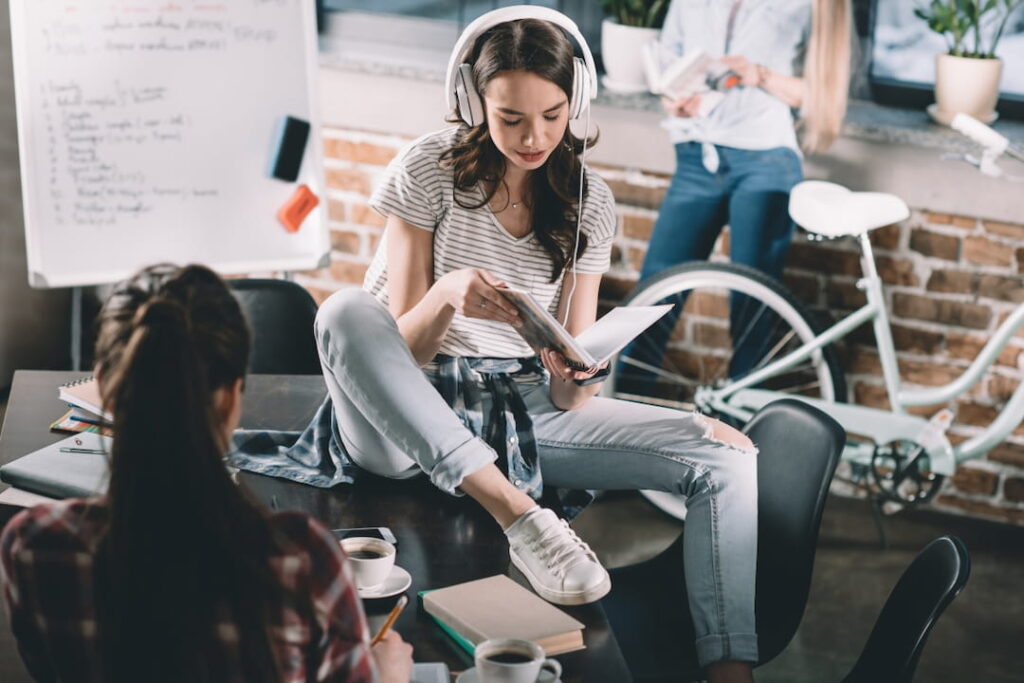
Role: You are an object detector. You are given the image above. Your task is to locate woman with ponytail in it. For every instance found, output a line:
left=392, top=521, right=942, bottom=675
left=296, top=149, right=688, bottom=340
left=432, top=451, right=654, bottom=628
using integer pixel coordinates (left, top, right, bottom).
left=626, top=0, right=852, bottom=384
left=0, top=264, right=412, bottom=682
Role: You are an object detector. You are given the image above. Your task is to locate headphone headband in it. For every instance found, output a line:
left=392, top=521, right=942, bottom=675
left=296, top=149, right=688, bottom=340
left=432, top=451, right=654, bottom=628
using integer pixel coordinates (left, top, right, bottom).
left=443, top=6, right=598, bottom=117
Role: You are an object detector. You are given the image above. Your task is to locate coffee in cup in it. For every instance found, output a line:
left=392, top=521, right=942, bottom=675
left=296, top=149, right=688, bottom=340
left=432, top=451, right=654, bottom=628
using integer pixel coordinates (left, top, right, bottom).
left=340, top=536, right=396, bottom=590
left=474, top=638, right=561, bottom=683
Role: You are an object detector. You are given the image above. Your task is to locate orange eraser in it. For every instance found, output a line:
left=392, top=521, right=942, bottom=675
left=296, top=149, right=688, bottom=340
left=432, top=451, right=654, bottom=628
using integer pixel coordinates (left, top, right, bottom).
left=277, top=184, right=319, bottom=233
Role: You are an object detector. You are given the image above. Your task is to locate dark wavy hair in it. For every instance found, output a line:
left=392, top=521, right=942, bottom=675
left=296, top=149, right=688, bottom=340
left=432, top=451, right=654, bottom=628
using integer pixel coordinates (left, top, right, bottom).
left=440, top=18, right=598, bottom=281
left=92, top=264, right=284, bottom=682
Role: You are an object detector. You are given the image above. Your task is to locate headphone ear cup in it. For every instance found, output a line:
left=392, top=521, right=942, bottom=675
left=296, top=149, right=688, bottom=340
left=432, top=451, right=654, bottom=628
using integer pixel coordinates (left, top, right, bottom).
left=569, top=57, right=589, bottom=120
left=454, top=63, right=485, bottom=127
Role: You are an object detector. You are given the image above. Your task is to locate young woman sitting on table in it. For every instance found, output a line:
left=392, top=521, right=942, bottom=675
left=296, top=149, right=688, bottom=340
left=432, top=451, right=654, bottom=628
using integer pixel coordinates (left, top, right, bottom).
left=0, top=264, right=413, bottom=683
left=311, top=7, right=759, bottom=682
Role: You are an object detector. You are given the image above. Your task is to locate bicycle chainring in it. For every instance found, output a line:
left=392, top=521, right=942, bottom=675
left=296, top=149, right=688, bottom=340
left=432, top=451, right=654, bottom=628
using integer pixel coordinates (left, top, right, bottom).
left=870, top=439, right=946, bottom=506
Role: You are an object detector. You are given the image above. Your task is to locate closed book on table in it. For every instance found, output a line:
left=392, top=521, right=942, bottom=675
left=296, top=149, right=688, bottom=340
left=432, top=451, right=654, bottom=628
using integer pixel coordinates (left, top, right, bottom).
left=57, top=377, right=112, bottom=422
left=0, top=433, right=110, bottom=499
left=422, top=574, right=585, bottom=656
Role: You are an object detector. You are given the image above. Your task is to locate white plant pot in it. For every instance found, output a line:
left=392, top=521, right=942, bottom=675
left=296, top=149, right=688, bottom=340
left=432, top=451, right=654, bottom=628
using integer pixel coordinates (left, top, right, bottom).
left=600, top=19, right=659, bottom=93
left=934, top=53, right=1002, bottom=122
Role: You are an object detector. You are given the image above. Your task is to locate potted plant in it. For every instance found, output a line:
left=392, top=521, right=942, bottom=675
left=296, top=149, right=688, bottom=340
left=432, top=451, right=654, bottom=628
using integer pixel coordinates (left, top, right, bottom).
left=600, top=0, right=670, bottom=93
left=915, top=0, right=1024, bottom=123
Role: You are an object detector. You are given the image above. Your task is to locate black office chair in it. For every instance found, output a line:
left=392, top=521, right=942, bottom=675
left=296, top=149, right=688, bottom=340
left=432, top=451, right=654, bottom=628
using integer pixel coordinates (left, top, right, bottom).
left=842, top=535, right=970, bottom=683
left=228, top=278, right=322, bottom=375
left=601, top=398, right=845, bottom=681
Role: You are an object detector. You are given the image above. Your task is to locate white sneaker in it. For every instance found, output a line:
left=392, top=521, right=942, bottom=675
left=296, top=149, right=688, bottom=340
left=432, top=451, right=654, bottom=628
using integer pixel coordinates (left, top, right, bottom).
left=505, top=507, right=611, bottom=605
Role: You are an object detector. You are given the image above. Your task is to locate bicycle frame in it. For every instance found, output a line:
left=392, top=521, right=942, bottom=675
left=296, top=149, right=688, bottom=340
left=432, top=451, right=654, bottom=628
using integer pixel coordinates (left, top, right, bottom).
left=705, top=232, right=1024, bottom=466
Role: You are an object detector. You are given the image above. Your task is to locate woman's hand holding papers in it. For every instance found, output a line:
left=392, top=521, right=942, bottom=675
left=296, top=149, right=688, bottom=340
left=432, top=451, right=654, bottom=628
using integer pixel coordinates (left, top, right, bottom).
left=661, top=94, right=704, bottom=118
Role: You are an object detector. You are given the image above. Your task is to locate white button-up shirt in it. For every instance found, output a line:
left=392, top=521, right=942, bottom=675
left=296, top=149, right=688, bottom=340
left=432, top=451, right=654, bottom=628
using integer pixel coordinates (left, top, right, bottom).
left=659, top=0, right=812, bottom=170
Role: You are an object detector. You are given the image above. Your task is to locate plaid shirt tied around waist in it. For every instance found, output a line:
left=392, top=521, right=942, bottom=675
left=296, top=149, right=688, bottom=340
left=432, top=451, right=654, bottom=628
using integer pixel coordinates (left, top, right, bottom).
left=230, top=355, right=594, bottom=519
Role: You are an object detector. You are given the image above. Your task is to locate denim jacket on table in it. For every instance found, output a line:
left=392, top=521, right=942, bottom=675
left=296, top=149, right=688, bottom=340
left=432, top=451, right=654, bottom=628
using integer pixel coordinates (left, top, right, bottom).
left=229, top=355, right=595, bottom=520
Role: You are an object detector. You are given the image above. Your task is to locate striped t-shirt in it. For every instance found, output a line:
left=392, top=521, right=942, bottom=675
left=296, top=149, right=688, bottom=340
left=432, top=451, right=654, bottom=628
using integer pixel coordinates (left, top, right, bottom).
left=365, top=127, right=618, bottom=359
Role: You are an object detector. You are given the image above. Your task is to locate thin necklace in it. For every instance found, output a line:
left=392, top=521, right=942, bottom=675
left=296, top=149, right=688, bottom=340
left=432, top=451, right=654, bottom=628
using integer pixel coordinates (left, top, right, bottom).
left=495, top=182, right=527, bottom=212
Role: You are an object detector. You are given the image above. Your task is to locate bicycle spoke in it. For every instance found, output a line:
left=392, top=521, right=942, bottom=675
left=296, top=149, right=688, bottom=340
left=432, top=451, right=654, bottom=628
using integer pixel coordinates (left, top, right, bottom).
left=748, top=328, right=798, bottom=376
left=606, top=262, right=845, bottom=421
left=616, top=355, right=701, bottom=387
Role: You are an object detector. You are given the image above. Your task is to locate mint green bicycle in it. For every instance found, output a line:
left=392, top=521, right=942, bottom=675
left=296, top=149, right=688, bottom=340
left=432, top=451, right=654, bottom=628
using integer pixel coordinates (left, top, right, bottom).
left=605, top=114, right=1024, bottom=513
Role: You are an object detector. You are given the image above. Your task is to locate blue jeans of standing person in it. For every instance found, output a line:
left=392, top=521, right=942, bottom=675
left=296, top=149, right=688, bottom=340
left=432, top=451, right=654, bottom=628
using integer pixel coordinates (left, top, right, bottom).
left=628, top=143, right=803, bottom=384
left=314, top=289, right=760, bottom=666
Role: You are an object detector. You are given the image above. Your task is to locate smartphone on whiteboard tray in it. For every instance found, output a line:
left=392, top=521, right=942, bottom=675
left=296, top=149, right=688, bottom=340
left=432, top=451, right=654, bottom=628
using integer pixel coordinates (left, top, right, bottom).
left=332, top=526, right=397, bottom=545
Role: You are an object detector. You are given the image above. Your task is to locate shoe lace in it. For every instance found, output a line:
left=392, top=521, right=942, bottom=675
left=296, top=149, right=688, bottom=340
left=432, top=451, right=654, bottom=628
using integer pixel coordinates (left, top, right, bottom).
left=528, top=520, right=595, bottom=578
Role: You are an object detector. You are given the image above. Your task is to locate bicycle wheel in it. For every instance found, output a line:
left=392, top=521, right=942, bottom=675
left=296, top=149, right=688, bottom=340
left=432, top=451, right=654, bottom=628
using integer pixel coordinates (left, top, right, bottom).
left=604, top=261, right=847, bottom=416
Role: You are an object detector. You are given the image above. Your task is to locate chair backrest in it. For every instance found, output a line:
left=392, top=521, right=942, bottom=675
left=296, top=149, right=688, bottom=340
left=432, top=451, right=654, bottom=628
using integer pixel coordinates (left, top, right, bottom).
left=745, top=398, right=845, bottom=664
left=601, top=399, right=844, bottom=681
left=228, top=278, right=321, bottom=375
left=842, top=536, right=970, bottom=683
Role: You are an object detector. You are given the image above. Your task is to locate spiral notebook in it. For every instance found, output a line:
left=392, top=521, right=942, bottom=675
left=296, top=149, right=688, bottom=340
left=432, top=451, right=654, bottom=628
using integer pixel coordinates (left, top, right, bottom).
left=57, top=376, right=112, bottom=422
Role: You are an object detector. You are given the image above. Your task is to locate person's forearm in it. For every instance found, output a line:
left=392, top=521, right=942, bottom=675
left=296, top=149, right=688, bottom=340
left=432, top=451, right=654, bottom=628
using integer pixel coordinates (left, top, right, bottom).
left=757, top=64, right=804, bottom=109
left=395, top=285, right=456, bottom=366
left=548, top=373, right=603, bottom=411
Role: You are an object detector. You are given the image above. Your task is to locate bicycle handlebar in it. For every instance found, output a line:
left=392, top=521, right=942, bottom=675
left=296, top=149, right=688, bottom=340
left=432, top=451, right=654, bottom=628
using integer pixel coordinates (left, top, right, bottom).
left=951, top=113, right=1024, bottom=162
left=951, top=114, right=1009, bottom=154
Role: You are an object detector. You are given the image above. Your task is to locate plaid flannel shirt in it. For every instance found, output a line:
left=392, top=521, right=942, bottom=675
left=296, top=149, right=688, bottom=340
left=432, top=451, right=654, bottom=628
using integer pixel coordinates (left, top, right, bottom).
left=230, top=355, right=594, bottom=520
left=0, top=499, right=377, bottom=683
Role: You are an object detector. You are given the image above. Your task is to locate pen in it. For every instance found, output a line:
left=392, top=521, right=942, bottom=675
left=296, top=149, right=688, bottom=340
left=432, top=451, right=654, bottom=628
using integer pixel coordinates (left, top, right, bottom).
left=60, top=447, right=105, bottom=454
left=370, top=594, right=408, bottom=646
left=68, top=414, right=108, bottom=427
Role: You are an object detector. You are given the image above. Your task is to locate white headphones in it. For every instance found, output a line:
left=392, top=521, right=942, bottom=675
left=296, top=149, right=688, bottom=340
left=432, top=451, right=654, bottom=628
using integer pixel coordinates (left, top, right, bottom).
left=444, top=5, right=598, bottom=127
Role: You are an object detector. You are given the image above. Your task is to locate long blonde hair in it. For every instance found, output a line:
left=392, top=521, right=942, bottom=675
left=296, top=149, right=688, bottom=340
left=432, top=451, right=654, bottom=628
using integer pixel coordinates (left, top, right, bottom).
left=801, top=0, right=852, bottom=154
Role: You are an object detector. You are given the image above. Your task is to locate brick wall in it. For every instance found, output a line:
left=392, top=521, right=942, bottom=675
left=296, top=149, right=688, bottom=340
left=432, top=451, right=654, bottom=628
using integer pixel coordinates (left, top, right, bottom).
left=301, top=125, right=1024, bottom=526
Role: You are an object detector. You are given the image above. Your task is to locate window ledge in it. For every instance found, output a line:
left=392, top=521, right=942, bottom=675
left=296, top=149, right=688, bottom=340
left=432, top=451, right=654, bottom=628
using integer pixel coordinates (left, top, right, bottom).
left=318, top=42, right=1024, bottom=223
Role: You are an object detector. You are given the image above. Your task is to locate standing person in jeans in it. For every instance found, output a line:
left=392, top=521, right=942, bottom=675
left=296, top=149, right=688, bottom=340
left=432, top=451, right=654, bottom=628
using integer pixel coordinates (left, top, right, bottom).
left=306, top=8, right=759, bottom=683
left=0, top=264, right=413, bottom=683
left=632, top=0, right=851, bottom=380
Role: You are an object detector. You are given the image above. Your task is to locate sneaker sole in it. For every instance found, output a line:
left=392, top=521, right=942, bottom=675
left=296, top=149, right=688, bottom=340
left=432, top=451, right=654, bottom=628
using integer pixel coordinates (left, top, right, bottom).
left=509, top=549, right=612, bottom=606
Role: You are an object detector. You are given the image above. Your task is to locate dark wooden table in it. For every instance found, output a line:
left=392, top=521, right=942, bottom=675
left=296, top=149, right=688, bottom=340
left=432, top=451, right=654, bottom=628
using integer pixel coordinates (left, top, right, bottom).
left=0, top=370, right=632, bottom=682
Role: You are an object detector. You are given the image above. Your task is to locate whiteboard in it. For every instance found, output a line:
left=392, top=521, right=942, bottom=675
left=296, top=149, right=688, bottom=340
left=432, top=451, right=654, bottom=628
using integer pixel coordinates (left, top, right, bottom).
left=10, top=0, right=328, bottom=288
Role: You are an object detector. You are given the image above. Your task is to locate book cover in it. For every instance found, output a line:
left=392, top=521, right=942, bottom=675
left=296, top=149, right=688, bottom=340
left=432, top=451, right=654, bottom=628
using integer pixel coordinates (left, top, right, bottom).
left=410, top=662, right=450, bottom=683
left=499, top=287, right=671, bottom=371
left=421, top=575, right=585, bottom=656
left=0, top=432, right=110, bottom=499
left=642, top=43, right=728, bottom=115
left=57, top=377, right=112, bottom=422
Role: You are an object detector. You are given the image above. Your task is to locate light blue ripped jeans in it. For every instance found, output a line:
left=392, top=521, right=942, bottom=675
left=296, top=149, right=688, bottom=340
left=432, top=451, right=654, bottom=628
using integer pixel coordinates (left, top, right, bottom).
left=315, top=289, right=760, bottom=666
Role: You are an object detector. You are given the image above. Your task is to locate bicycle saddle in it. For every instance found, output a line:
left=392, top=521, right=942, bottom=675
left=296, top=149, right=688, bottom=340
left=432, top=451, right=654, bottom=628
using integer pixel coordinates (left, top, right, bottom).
left=789, top=180, right=909, bottom=238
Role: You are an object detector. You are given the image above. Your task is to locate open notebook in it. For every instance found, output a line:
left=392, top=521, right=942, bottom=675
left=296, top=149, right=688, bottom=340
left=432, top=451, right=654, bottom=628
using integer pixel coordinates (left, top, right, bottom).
left=500, top=287, right=671, bottom=372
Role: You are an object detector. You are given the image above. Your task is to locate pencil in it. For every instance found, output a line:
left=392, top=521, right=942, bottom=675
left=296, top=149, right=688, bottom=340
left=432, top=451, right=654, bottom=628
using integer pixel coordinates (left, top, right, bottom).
left=370, top=594, right=408, bottom=646
left=59, top=447, right=105, bottom=454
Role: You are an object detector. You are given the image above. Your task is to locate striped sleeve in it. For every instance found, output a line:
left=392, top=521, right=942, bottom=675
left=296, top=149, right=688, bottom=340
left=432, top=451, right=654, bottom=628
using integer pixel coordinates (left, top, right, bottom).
left=369, top=137, right=445, bottom=231
left=574, top=171, right=618, bottom=275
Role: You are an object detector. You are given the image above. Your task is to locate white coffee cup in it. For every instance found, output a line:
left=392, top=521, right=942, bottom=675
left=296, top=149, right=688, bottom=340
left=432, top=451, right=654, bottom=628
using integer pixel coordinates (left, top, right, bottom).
left=340, top=536, right=396, bottom=590
left=474, top=638, right=561, bottom=683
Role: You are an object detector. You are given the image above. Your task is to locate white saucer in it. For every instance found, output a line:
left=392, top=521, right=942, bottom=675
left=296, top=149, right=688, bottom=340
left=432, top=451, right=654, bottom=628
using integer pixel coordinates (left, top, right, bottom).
left=927, top=103, right=998, bottom=126
left=455, top=667, right=561, bottom=683
left=357, top=565, right=411, bottom=599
